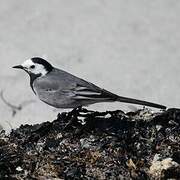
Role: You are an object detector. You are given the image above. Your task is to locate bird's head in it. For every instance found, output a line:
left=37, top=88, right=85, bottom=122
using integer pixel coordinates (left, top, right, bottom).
left=13, top=57, right=53, bottom=77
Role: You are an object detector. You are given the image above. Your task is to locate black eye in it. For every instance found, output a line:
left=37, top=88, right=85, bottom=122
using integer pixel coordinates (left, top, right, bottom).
left=30, top=65, right=35, bottom=69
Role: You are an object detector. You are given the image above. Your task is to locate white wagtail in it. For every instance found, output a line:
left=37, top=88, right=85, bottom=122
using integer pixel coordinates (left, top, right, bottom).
left=13, top=57, right=166, bottom=109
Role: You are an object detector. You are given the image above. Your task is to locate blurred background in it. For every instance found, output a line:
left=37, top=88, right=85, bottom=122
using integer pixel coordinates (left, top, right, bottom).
left=0, top=0, right=180, bottom=131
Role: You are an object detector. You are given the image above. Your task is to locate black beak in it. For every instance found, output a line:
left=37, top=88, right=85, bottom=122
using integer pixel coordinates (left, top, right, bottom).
left=12, top=65, right=24, bottom=69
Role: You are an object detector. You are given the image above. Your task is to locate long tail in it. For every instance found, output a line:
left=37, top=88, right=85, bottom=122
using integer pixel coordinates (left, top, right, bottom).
left=100, top=89, right=166, bottom=109
left=73, top=86, right=166, bottom=109
left=116, top=95, right=166, bottom=109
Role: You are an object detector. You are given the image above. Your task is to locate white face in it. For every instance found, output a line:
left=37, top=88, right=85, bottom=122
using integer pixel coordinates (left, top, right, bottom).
left=21, top=59, right=48, bottom=76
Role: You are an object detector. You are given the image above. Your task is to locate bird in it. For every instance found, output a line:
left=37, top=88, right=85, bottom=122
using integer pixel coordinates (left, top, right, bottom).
left=13, top=57, right=166, bottom=110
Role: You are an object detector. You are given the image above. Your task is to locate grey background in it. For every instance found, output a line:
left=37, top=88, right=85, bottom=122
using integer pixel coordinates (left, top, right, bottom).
left=0, top=0, right=179, bottom=131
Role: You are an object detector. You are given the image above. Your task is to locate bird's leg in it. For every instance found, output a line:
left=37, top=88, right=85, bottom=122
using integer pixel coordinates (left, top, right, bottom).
left=68, top=106, right=82, bottom=117
left=75, top=105, right=83, bottom=112
left=64, top=106, right=83, bottom=130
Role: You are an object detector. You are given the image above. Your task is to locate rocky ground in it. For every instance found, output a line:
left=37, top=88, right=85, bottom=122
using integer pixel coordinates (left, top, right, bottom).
left=0, top=107, right=179, bottom=179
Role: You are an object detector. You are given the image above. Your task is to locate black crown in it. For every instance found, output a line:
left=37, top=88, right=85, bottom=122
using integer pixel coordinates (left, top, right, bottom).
left=31, top=57, right=53, bottom=72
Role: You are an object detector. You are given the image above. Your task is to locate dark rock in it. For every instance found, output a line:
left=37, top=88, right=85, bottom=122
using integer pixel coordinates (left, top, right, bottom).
left=0, top=108, right=179, bottom=179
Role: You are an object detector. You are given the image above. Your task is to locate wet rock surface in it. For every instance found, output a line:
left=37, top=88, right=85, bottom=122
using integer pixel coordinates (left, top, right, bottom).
left=0, top=108, right=180, bottom=179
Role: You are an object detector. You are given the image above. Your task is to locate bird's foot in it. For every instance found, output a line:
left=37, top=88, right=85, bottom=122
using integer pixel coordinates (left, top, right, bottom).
left=63, top=106, right=83, bottom=130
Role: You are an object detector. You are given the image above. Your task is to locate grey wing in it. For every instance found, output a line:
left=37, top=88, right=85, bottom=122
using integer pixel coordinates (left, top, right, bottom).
left=54, top=68, right=116, bottom=101
left=70, top=83, right=116, bottom=101
left=33, top=69, right=116, bottom=107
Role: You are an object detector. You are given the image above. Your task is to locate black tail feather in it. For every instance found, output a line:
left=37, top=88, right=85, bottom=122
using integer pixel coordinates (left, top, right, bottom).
left=116, top=95, right=166, bottom=109
left=101, top=89, right=166, bottom=109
